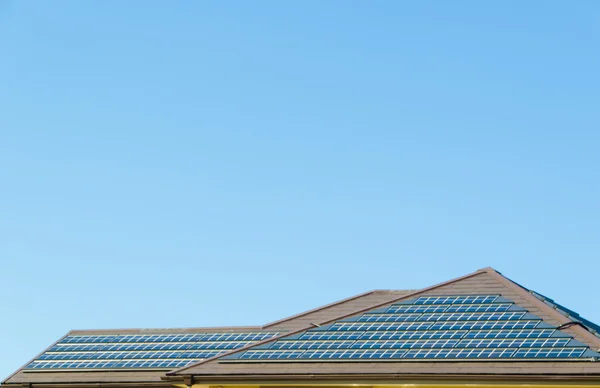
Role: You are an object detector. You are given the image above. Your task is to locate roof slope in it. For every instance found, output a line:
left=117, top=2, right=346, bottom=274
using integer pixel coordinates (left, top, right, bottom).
left=168, top=268, right=600, bottom=381
left=2, top=290, right=411, bottom=386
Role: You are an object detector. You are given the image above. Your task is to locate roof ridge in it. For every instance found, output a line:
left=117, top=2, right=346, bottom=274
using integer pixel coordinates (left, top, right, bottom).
left=167, top=267, right=489, bottom=376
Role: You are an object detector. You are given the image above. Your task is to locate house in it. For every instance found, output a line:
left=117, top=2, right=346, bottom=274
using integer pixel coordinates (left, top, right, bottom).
left=3, top=267, right=600, bottom=388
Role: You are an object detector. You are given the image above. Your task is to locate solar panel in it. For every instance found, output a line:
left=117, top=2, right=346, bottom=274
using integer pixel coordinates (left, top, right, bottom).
left=299, top=332, right=363, bottom=340
left=25, top=332, right=279, bottom=371
left=223, top=295, right=600, bottom=362
left=358, top=330, right=466, bottom=340
left=513, top=347, right=586, bottom=358
left=462, top=329, right=556, bottom=339
left=413, top=296, right=499, bottom=305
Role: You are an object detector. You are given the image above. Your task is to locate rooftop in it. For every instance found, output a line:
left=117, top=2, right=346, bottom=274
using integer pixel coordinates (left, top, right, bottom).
left=3, top=268, right=600, bottom=387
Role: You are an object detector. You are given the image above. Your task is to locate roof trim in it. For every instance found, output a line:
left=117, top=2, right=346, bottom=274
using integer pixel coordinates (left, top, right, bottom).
left=167, top=267, right=488, bottom=376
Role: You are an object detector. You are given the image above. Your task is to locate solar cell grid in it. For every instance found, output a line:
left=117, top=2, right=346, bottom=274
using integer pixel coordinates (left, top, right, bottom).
left=418, top=312, right=527, bottom=322
left=38, top=350, right=221, bottom=361
left=238, top=350, right=305, bottom=360
left=26, top=359, right=195, bottom=370
left=358, top=330, right=466, bottom=340
left=351, top=339, right=459, bottom=349
left=430, top=320, right=540, bottom=331
left=459, top=338, right=571, bottom=349
left=301, top=348, right=407, bottom=359
left=299, top=332, right=362, bottom=340
left=444, top=304, right=513, bottom=313
left=462, top=329, right=555, bottom=339
left=513, top=348, right=586, bottom=358
left=26, top=332, right=280, bottom=370
left=269, top=340, right=355, bottom=350
left=356, top=313, right=422, bottom=323
left=386, top=305, right=449, bottom=314
left=414, top=296, right=499, bottom=305
left=327, top=322, right=433, bottom=331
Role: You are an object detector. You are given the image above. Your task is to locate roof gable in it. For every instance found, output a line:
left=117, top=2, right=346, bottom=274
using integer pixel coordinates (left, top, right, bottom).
left=170, top=268, right=600, bottom=379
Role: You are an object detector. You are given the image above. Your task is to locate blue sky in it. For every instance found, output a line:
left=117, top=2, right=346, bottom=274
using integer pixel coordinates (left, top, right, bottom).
left=1, top=0, right=599, bottom=379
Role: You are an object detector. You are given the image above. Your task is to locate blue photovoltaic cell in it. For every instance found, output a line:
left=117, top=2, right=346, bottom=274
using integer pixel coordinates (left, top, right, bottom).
left=417, top=312, right=527, bottom=322
left=299, top=332, right=363, bottom=340
left=355, top=313, right=422, bottom=322
left=429, top=320, right=540, bottom=331
left=25, top=332, right=279, bottom=370
left=386, top=305, right=449, bottom=314
left=403, top=348, right=517, bottom=359
left=358, top=330, right=466, bottom=340
left=512, top=348, right=586, bottom=358
left=238, top=350, right=305, bottom=359
left=223, top=294, right=600, bottom=362
left=326, top=322, right=434, bottom=331
left=351, top=339, right=459, bottom=349
left=25, top=360, right=193, bottom=369
left=444, top=304, right=514, bottom=313
left=462, top=329, right=556, bottom=339
left=413, top=296, right=499, bottom=305
left=385, top=303, right=514, bottom=314
left=457, top=338, right=571, bottom=348
left=37, top=351, right=222, bottom=360
left=49, top=341, right=254, bottom=352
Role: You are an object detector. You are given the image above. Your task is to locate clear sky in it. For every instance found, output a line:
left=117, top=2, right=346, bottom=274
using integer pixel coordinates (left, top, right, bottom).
left=1, top=0, right=599, bottom=380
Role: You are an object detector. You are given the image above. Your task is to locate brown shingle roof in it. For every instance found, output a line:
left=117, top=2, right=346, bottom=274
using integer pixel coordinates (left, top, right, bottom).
left=2, top=290, right=413, bottom=386
left=167, top=268, right=600, bottom=382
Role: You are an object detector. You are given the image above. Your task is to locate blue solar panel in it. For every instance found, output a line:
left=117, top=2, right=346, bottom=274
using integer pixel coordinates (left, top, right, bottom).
left=429, top=320, right=540, bottom=331
left=326, top=322, right=434, bottom=331
left=25, top=332, right=279, bottom=370
left=354, top=313, right=422, bottom=322
left=513, top=347, right=586, bottom=358
left=358, top=330, right=466, bottom=340
left=413, top=296, right=499, bottom=305
left=269, top=340, right=353, bottom=350
left=299, top=332, right=363, bottom=340
left=25, top=360, right=194, bottom=369
left=462, top=329, right=556, bottom=339
left=386, top=305, right=449, bottom=314
left=223, top=295, right=600, bottom=362
left=457, top=338, right=571, bottom=348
